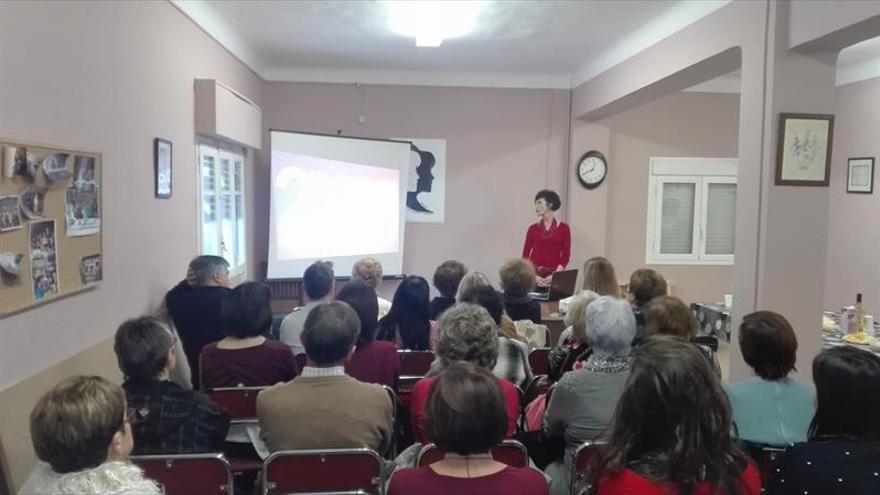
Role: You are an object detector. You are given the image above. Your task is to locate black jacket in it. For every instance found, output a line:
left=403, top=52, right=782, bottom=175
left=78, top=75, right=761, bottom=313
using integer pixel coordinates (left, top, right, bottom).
left=124, top=380, right=230, bottom=456
left=165, top=280, right=230, bottom=389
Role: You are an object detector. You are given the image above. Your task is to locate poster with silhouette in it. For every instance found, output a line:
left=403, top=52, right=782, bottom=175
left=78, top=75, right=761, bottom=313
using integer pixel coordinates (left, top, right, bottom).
left=397, top=138, right=445, bottom=224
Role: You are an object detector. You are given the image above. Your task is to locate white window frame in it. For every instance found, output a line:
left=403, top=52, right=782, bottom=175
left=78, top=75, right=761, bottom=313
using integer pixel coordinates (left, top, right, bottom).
left=197, top=142, right=247, bottom=277
left=645, top=157, right=737, bottom=265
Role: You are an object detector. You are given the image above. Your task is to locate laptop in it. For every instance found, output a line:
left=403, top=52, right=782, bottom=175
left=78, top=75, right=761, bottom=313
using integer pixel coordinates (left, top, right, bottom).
left=530, top=269, right=578, bottom=302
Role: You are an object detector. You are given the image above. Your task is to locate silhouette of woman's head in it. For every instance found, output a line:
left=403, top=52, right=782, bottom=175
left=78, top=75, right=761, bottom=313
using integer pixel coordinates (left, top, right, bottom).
left=412, top=145, right=435, bottom=193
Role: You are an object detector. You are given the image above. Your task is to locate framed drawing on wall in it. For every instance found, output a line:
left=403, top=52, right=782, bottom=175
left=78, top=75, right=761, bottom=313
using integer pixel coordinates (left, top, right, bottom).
left=847, top=157, right=874, bottom=194
left=154, top=138, right=172, bottom=199
left=775, top=113, right=834, bottom=186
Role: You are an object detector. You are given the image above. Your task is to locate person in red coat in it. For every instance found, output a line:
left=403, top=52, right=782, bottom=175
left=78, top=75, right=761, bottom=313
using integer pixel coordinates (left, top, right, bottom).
left=522, top=189, right=570, bottom=288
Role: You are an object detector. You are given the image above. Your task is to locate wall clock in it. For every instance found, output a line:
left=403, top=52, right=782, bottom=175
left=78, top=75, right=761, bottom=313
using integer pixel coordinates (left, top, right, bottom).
left=577, top=150, right=607, bottom=189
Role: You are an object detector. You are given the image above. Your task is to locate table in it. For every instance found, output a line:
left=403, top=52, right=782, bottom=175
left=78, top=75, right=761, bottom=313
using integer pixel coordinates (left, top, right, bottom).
left=821, top=311, right=880, bottom=358
left=691, top=302, right=731, bottom=342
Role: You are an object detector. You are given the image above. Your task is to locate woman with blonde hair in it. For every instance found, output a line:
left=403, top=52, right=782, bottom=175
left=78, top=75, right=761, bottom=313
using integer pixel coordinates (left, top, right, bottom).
left=582, top=257, right=620, bottom=298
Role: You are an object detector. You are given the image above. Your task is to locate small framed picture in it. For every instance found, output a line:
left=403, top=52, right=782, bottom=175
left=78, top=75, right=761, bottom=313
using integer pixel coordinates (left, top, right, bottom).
left=847, top=157, right=875, bottom=194
left=154, top=138, right=172, bottom=199
left=775, top=113, right=834, bottom=186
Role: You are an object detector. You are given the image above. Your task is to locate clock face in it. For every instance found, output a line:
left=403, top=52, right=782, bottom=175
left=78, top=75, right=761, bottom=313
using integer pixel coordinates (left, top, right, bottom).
left=578, top=151, right=607, bottom=189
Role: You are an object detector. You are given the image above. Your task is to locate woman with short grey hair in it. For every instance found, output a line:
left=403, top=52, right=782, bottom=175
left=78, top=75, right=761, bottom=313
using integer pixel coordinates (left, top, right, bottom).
left=542, top=296, right=636, bottom=495
left=409, top=303, right=521, bottom=444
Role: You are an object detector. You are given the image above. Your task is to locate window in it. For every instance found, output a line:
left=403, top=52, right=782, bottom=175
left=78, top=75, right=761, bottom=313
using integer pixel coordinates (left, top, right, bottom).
left=199, top=143, right=246, bottom=276
left=646, top=157, right=737, bottom=265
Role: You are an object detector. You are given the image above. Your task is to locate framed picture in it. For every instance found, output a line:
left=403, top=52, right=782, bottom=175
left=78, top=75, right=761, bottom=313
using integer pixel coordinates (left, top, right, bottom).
left=775, top=113, right=834, bottom=186
left=154, top=138, right=172, bottom=199
left=847, top=157, right=875, bottom=194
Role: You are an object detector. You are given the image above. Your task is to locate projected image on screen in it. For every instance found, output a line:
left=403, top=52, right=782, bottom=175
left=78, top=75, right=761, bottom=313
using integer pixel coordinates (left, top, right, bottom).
left=273, top=151, right=400, bottom=260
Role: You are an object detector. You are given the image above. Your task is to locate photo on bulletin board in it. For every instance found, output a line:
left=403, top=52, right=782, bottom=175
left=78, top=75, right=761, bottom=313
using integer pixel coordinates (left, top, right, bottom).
left=29, top=219, right=59, bottom=301
left=80, top=254, right=102, bottom=286
left=154, top=138, right=172, bottom=199
left=65, top=156, right=100, bottom=238
left=0, top=195, right=22, bottom=232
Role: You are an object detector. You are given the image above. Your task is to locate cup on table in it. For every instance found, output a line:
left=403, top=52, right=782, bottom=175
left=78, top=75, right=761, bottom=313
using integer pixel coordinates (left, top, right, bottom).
left=866, top=315, right=875, bottom=336
left=723, top=294, right=733, bottom=308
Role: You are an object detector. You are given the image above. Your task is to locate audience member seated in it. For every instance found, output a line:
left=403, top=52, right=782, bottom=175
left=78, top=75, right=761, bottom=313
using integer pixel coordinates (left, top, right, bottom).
left=645, top=295, right=722, bottom=377
left=581, top=256, right=620, bottom=297
left=388, top=362, right=548, bottom=495
left=114, top=317, right=229, bottom=455
left=377, top=275, right=434, bottom=350
left=410, top=304, right=521, bottom=444
left=500, top=258, right=542, bottom=323
left=766, top=346, right=880, bottom=495
left=590, top=335, right=760, bottom=495
left=458, top=271, right=520, bottom=339
left=201, top=282, right=298, bottom=389
left=338, top=280, right=400, bottom=389
left=164, top=255, right=231, bottom=389
left=429, top=260, right=468, bottom=320
left=543, top=295, right=636, bottom=495
left=725, top=311, right=814, bottom=446
left=459, top=284, right=533, bottom=390
left=548, top=291, right=598, bottom=381
left=627, top=268, right=667, bottom=344
left=258, top=302, right=393, bottom=454
left=280, top=260, right=334, bottom=355
left=19, top=376, right=162, bottom=495
left=351, top=257, right=392, bottom=319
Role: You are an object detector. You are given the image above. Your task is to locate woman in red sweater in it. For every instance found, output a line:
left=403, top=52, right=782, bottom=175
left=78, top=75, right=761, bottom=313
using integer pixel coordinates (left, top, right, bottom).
left=522, top=189, right=570, bottom=287
left=389, top=362, right=547, bottom=495
left=589, top=336, right=760, bottom=495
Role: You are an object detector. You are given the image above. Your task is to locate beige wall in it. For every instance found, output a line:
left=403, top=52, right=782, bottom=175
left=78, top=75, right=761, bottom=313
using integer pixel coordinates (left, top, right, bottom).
left=599, top=91, right=740, bottom=304
left=824, top=77, right=880, bottom=316
left=0, top=1, right=262, bottom=489
left=259, top=83, right=571, bottom=291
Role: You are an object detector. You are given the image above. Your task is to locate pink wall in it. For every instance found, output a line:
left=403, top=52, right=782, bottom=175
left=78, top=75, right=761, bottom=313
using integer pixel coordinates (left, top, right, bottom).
left=599, top=92, right=740, bottom=304
left=259, top=83, right=570, bottom=293
left=824, top=78, right=880, bottom=316
left=0, top=1, right=263, bottom=389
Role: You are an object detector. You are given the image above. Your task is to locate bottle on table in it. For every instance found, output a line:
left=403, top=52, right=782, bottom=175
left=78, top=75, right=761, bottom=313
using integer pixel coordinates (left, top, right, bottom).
left=855, top=293, right=865, bottom=334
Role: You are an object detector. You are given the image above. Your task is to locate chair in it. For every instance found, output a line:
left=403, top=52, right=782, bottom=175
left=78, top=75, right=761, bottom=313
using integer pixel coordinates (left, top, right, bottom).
left=416, top=439, right=530, bottom=468
left=742, top=441, right=789, bottom=486
left=263, top=448, right=384, bottom=495
left=206, top=386, right=267, bottom=473
left=571, top=440, right=606, bottom=495
left=381, top=384, right=399, bottom=458
left=694, top=335, right=719, bottom=352
left=131, top=453, right=233, bottom=495
left=295, top=353, right=308, bottom=370
left=528, top=347, right=552, bottom=376
left=396, top=350, right=435, bottom=397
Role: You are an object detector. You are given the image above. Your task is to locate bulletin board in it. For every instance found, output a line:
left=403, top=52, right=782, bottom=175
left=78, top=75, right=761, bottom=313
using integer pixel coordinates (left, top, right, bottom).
left=0, top=139, right=102, bottom=317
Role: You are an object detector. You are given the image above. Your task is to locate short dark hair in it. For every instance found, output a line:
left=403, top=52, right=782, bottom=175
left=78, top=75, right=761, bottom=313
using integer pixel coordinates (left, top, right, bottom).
left=534, top=189, right=561, bottom=211
left=739, top=311, right=798, bottom=380
left=810, top=346, right=880, bottom=441
left=114, top=316, right=175, bottom=381
left=433, top=260, right=468, bottom=298
left=459, top=285, right=504, bottom=325
left=30, top=376, right=127, bottom=474
left=628, top=268, right=667, bottom=306
left=302, top=302, right=359, bottom=366
left=645, top=296, right=698, bottom=340
left=222, top=282, right=273, bottom=339
left=303, top=260, right=334, bottom=300
left=189, top=255, right=229, bottom=286
left=336, top=280, right=379, bottom=347
left=424, top=361, right=507, bottom=455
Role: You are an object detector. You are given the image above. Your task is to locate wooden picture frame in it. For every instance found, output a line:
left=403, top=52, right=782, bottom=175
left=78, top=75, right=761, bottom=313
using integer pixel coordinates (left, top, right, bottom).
left=154, top=138, right=172, bottom=199
left=775, top=113, right=834, bottom=186
left=847, top=157, right=874, bottom=194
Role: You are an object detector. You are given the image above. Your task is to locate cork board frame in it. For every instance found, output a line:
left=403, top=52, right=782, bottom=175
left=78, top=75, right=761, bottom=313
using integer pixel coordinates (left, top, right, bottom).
left=0, top=139, right=102, bottom=317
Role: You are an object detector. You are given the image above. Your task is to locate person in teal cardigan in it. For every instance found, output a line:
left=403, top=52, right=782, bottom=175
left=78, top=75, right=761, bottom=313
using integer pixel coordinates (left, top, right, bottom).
left=725, top=311, right=815, bottom=446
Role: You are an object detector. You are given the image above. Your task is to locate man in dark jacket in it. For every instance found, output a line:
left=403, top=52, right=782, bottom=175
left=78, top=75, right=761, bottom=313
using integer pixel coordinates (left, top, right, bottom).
left=165, top=255, right=230, bottom=389
left=114, top=316, right=229, bottom=454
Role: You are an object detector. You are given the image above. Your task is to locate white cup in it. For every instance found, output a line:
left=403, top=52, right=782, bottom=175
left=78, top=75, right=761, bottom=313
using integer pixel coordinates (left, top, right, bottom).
left=865, top=315, right=875, bottom=335
left=723, top=294, right=733, bottom=308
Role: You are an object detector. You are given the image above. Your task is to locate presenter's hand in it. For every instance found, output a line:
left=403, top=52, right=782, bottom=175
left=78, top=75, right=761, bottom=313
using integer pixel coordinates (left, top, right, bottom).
left=536, top=275, right=551, bottom=288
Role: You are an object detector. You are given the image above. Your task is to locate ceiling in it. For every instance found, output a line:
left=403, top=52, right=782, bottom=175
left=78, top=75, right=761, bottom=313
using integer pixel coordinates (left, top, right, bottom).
left=173, top=0, right=879, bottom=90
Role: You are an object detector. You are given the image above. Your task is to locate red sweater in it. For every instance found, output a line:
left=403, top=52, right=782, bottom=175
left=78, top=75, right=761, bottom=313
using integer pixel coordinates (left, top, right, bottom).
left=522, top=219, right=571, bottom=277
left=388, top=465, right=548, bottom=495
left=409, top=375, right=520, bottom=445
left=597, top=463, right=761, bottom=495
left=345, top=340, right=400, bottom=389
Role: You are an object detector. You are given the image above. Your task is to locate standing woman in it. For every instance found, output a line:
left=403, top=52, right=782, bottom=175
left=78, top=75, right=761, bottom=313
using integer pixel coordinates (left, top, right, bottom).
left=522, top=190, right=571, bottom=287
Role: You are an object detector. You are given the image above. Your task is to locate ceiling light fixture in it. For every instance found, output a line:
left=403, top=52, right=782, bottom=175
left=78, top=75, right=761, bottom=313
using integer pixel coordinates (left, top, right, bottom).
left=386, top=0, right=486, bottom=48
